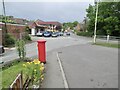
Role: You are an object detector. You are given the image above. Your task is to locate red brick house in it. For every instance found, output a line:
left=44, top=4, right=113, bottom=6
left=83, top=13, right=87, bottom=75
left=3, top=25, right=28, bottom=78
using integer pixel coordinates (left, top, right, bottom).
left=28, top=19, right=62, bottom=35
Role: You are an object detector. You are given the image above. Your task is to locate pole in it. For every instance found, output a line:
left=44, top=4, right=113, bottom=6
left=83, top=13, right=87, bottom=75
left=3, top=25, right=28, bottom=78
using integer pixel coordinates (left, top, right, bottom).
left=2, top=0, right=7, bottom=33
left=2, top=0, right=7, bottom=45
left=93, top=1, right=99, bottom=43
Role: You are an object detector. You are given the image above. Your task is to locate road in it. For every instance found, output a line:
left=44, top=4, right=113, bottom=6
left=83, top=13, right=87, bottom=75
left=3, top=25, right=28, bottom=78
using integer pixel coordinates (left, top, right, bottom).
left=1, top=33, right=91, bottom=63
left=1, top=33, right=118, bottom=88
left=57, top=44, right=118, bottom=88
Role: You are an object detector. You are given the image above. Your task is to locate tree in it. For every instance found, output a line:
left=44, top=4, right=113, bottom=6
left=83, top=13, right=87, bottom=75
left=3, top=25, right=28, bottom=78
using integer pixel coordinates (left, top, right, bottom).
left=86, top=2, right=120, bottom=36
left=73, top=21, right=79, bottom=27
left=62, top=21, right=79, bottom=30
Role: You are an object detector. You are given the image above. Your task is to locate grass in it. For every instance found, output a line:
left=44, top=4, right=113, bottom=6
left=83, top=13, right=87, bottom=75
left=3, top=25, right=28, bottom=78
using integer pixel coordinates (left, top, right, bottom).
left=2, top=59, right=44, bottom=88
left=2, top=61, right=28, bottom=88
left=93, top=42, right=120, bottom=48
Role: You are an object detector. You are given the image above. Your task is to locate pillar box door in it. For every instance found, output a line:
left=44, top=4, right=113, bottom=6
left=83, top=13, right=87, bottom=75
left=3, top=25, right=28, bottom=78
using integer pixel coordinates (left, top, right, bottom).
left=37, top=40, right=46, bottom=63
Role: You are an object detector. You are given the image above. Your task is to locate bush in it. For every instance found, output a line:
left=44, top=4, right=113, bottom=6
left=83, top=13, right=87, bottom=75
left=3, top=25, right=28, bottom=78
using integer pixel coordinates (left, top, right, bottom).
left=4, top=33, right=15, bottom=47
left=76, top=31, right=93, bottom=37
left=22, top=59, right=45, bottom=87
left=16, top=39, right=26, bottom=59
left=23, top=34, right=31, bottom=41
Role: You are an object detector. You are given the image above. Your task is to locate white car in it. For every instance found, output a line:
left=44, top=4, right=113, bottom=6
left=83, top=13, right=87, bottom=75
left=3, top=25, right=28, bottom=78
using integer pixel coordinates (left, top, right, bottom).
left=36, top=31, right=43, bottom=37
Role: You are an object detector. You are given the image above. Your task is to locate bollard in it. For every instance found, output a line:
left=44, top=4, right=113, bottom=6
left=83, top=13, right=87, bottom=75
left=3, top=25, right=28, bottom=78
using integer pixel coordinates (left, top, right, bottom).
left=37, top=40, right=46, bottom=63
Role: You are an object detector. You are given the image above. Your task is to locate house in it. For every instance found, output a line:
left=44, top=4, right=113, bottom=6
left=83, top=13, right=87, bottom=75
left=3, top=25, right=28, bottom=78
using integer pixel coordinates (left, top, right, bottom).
left=28, top=19, right=62, bottom=35
left=11, top=18, right=29, bottom=25
left=75, top=23, right=85, bottom=32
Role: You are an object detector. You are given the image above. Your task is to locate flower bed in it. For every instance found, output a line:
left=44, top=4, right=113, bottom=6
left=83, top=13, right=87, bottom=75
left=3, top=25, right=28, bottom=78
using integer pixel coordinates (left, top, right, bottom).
left=2, top=59, right=45, bottom=89
left=22, top=59, right=45, bottom=88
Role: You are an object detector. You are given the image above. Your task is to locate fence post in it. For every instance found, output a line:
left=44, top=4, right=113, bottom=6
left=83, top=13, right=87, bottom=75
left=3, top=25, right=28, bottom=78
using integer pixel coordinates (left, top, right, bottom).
left=107, top=35, right=110, bottom=43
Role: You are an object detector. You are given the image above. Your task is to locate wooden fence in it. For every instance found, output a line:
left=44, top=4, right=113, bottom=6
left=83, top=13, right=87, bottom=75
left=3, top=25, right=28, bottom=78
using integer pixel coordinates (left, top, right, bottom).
left=9, top=72, right=32, bottom=90
left=9, top=72, right=23, bottom=89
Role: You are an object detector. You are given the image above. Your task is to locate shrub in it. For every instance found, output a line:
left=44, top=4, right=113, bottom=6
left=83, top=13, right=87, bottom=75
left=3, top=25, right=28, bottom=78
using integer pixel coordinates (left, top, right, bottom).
left=23, top=34, right=31, bottom=42
left=23, top=59, right=45, bottom=86
left=76, top=31, right=93, bottom=37
left=4, top=33, right=15, bottom=47
left=15, top=39, right=26, bottom=60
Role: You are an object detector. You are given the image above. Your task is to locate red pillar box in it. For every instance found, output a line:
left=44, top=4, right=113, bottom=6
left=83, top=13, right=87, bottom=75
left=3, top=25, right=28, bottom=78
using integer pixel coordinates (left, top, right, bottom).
left=37, top=40, right=46, bottom=63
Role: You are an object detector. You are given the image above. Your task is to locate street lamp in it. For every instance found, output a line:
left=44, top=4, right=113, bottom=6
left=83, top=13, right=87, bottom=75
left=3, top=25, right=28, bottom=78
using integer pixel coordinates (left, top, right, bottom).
left=93, top=0, right=99, bottom=43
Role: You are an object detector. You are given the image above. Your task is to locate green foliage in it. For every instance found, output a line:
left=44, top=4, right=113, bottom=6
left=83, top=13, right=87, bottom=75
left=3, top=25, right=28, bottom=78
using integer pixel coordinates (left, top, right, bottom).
left=15, top=40, right=26, bottom=59
left=4, top=33, right=15, bottom=47
left=93, top=42, right=120, bottom=48
left=86, top=2, right=120, bottom=36
left=2, top=59, right=45, bottom=88
left=76, top=31, right=93, bottom=37
left=23, top=59, right=45, bottom=85
left=25, top=26, right=31, bottom=34
left=23, top=33, right=31, bottom=42
left=0, top=15, right=15, bottom=23
left=73, top=21, right=79, bottom=27
left=2, top=61, right=25, bottom=88
left=62, top=21, right=79, bottom=30
left=23, top=26, right=31, bottom=41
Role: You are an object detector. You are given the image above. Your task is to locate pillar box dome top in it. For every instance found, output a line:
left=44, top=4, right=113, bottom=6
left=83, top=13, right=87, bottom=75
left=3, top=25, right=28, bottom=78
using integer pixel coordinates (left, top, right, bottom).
left=37, top=40, right=46, bottom=43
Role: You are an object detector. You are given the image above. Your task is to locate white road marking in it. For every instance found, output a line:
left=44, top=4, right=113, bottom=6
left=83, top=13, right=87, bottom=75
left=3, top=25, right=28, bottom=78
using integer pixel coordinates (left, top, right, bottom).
left=56, top=52, right=69, bottom=89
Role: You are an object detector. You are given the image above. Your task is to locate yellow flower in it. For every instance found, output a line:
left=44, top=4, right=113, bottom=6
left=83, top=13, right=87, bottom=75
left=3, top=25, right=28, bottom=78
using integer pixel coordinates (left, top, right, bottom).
left=41, top=63, right=44, bottom=67
left=27, top=62, right=30, bottom=64
left=40, top=67, right=44, bottom=71
left=33, top=59, right=40, bottom=64
left=40, top=74, right=44, bottom=78
left=23, top=64, right=26, bottom=67
left=41, top=77, right=44, bottom=81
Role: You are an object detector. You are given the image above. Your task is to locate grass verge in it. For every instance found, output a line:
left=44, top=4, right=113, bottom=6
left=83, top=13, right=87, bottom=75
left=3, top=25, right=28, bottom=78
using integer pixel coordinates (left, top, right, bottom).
left=2, top=61, right=26, bottom=88
left=2, top=59, right=45, bottom=88
left=93, top=42, right=120, bottom=48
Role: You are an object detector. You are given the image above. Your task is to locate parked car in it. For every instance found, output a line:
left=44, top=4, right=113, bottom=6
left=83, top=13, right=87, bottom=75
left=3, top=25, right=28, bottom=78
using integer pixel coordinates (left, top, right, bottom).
left=0, top=45, right=5, bottom=54
left=58, top=32, right=64, bottom=36
left=66, top=32, right=70, bottom=36
left=52, top=32, right=59, bottom=37
left=43, top=31, right=52, bottom=37
left=36, top=31, right=44, bottom=37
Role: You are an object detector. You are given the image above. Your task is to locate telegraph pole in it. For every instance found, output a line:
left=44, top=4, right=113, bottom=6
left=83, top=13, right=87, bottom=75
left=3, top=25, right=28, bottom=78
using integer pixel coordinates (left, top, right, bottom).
left=93, top=0, right=99, bottom=43
left=2, top=0, right=8, bottom=45
left=2, top=0, right=7, bottom=33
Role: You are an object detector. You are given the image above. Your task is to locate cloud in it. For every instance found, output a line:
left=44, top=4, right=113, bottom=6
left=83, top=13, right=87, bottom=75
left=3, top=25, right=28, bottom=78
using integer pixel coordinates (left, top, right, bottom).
left=4, top=2, right=93, bottom=23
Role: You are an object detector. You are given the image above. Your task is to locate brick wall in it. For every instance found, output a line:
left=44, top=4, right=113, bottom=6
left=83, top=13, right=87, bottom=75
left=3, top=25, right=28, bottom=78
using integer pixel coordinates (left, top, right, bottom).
left=6, top=24, right=26, bottom=39
left=0, top=23, right=26, bottom=41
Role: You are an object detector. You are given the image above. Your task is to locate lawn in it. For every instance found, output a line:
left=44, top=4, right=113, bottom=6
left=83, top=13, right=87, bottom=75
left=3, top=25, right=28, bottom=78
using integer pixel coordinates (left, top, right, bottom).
left=2, top=61, right=26, bottom=88
left=2, top=59, right=44, bottom=88
left=93, top=42, right=120, bottom=48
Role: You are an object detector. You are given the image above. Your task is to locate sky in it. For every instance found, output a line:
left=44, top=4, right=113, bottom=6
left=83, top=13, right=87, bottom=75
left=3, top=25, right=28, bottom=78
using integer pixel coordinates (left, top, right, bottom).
left=2, top=0, right=94, bottom=23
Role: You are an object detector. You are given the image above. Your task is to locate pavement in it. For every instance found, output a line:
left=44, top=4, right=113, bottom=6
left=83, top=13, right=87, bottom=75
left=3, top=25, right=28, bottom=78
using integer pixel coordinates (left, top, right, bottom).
left=41, top=43, right=118, bottom=88
left=41, top=51, right=64, bottom=88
